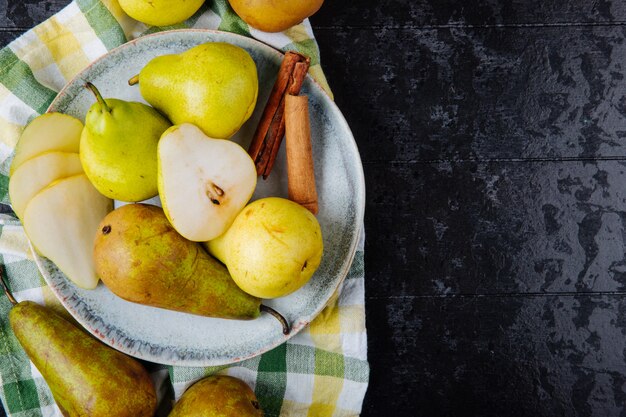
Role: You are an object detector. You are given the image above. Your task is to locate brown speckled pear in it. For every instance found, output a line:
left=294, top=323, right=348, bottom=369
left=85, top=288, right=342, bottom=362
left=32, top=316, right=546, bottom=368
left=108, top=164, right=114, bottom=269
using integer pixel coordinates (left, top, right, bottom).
left=93, top=203, right=262, bottom=320
left=8, top=301, right=156, bottom=416
left=169, top=375, right=263, bottom=417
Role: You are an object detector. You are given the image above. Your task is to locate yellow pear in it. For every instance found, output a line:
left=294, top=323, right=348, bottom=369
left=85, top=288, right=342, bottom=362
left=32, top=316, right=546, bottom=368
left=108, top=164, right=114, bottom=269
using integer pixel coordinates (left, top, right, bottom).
left=119, top=0, right=206, bottom=26
left=206, top=197, right=323, bottom=299
left=228, top=0, right=324, bottom=32
left=131, top=43, right=258, bottom=139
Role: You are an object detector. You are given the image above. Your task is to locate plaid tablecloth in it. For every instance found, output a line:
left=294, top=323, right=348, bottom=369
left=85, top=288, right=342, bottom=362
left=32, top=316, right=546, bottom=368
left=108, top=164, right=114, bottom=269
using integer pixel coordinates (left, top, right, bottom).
left=0, top=1, right=369, bottom=416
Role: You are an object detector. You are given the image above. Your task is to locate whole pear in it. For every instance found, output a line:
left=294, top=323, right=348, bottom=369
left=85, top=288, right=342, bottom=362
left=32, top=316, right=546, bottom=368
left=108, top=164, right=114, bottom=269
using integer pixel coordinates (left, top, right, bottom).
left=1, top=277, right=156, bottom=416
left=119, top=0, right=205, bottom=26
left=94, top=204, right=262, bottom=320
left=169, top=375, right=263, bottom=417
left=131, top=43, right=258, bottom=139
left=80, top=82, right=171, bottom=202
left=207, top=197, right=323, bottom=299
left=228, top=0, right=324, bottom=32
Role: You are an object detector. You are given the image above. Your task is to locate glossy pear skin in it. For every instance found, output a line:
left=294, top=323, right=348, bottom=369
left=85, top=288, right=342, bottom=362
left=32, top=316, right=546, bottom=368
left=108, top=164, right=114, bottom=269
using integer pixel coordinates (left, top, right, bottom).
left=80, top=87, right=171, bottom=201
left=137, top=42, right=258, bottom=139
left=10, top=301, right=156, bottom=417
left=118, top=0, right=205, bottom=26
left=207, top=197, right=323, bottom=299
left=94, top=204, right=261, bottom=319
left=229, top=0, right=324, bottom=32
left=169, top=375, right=263, bottom=417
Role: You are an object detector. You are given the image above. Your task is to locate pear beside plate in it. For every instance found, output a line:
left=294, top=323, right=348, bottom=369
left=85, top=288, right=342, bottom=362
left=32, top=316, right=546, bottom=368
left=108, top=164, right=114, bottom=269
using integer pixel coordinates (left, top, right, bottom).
left=42, top=29, right=365, bottom=366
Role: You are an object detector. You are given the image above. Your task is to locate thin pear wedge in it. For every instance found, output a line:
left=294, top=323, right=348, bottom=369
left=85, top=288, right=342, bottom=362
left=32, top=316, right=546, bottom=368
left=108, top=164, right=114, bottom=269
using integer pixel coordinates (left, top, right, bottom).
left=9, top=151, right=83, bottom=219
left=23, top=174, right=112, bottom=289
left=0, top=270, right=157, bottom=416
left=10, top=112, right=83, bottom=175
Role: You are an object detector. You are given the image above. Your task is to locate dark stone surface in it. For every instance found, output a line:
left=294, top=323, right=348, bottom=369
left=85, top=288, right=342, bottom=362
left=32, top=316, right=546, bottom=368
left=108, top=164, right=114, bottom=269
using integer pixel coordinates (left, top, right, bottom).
left=363, top=160, right=626, bottom=296
left=365, top=294, right=626, bottom=416
left=314, top=26, right=626, bottom=161
left=0, top=0, right=68, bottom=28
left=314, top=0, right=626, bottom=27
left=4, top=1, right=626, bottom=417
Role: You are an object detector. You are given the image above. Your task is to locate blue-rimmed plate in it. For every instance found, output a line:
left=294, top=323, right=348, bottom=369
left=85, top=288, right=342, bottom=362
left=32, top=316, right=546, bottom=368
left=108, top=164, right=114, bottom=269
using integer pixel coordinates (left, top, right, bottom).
left=41, top=29, right=364, bottom=366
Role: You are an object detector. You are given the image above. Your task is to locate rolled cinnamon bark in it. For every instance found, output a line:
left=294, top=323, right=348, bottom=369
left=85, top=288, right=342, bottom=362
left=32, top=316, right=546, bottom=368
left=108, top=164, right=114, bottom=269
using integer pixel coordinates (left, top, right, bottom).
left=248, top=51, right=310, bottom=178
left=285, top=93, right=318, bottom=214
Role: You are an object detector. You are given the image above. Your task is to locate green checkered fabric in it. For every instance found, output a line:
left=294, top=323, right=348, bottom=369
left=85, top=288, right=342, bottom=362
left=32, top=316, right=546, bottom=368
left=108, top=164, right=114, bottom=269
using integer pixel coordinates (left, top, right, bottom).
left=0, top=1, right=368, bottom=416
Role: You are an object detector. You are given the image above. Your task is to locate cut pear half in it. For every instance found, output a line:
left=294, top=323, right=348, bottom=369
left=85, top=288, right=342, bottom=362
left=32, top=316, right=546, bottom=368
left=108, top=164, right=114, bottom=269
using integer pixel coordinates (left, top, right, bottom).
left=158, top=123, right=257, bottom=242
left=10, top=112, right=83, bottom=175
left=9, top=151, right=83, bottom=220
left=23, top=174, right=113, bottom=289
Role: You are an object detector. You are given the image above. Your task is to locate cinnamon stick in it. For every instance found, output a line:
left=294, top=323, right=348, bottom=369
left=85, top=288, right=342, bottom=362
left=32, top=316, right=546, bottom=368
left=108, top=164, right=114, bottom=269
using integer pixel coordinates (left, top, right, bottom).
left=285, top=94, right=318, bottom=214
left=248, top=51, right=310, bottom=179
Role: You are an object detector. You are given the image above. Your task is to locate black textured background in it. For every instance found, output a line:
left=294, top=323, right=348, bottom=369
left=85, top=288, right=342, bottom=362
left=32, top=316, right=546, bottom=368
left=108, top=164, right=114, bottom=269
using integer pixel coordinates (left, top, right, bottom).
left=4, top=1, right=626, bottom=416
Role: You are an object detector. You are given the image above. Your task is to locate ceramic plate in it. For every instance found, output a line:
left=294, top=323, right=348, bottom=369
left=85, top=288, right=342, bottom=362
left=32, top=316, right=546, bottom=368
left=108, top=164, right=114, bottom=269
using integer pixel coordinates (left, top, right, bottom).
left=41, top=29, right=364, bottom=366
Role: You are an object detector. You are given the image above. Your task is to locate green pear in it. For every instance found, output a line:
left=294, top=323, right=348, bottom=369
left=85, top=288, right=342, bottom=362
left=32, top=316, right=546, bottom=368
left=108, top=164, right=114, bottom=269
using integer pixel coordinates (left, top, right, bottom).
left=80, top=82, right=171, bottom=202
left=93, top=203, right=288, bottom=332
left=0, top=274, right=157, bottom=416
left=130, top=43, right=258, bottom=139
left=169, top=375, right=263, bottom=417
left=207, top=197, right=323, bottom=299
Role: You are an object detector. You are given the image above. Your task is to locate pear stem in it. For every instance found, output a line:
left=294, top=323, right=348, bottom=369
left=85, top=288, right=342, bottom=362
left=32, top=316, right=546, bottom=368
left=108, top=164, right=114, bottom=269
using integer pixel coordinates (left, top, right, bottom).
left=0, top=266, right=17, bottom=306
left=85, top=82, right=110, bottom=113
left=261, top=305, right=290, bottom=335
left=128, top=75, right=139, bottom=86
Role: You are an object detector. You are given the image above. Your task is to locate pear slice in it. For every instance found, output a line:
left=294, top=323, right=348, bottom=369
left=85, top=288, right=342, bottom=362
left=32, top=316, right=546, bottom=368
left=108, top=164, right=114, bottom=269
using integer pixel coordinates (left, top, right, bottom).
left=23, top=174, right=113, bottom=289
left=158, top=123, right=257, bottom=242
left=10, top=112, right=83, bottom=175
left=9, top=151, right=83, bottom=220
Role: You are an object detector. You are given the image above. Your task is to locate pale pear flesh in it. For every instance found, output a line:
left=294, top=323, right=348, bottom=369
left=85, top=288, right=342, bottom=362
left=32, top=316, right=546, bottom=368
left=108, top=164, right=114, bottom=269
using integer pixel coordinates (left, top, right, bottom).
left=23, top=174, right=112, bottom=289
left=10, top=112, right=83, bottom=175
left=9, top=151, right=83, bottom=219
left=158, top=123, right=257, bottom=242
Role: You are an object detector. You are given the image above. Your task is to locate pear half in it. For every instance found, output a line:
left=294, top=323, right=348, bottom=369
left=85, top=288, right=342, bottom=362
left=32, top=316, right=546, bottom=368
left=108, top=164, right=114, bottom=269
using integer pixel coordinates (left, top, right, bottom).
left=23, top=174, right=113, bottom=289
left=10, top=113, right=83, bottom=175
left=157, top=124, right=257, bottom=242
left=9, top=151, right=83, bottom=220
